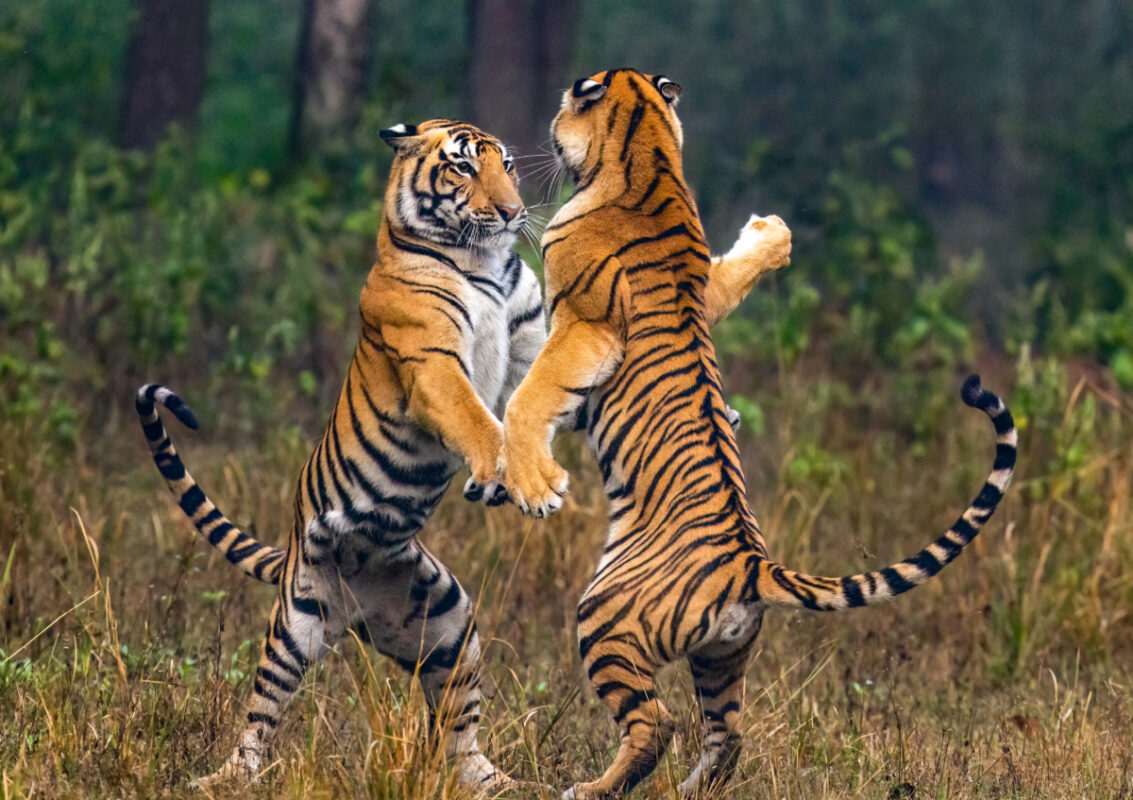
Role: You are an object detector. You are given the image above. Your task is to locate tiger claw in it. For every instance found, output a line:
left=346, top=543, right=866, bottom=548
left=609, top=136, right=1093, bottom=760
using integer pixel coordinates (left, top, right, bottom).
left=463, top=477, right=485, bottom=501
left=486, top=483, right=510, bottom=506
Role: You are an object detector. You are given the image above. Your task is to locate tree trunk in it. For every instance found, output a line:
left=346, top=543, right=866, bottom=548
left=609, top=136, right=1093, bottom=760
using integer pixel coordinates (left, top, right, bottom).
left=289, top=0, right=374, bottom=160
left=119, top=0, right=208, bottom=151
left=465, top=0, right=583, bottom=163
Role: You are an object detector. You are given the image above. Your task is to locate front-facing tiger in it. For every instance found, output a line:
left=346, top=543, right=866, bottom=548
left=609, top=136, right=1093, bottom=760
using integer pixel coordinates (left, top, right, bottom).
left=500, top=69, right=1017, bottom=798
left=136, top=120, right=545, bottom=790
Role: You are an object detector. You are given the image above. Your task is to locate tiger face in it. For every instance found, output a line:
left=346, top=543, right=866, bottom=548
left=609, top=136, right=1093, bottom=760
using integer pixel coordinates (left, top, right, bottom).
left=380, top=120, right=526, bottom=250
left=550, top=68, right=684, bottom=182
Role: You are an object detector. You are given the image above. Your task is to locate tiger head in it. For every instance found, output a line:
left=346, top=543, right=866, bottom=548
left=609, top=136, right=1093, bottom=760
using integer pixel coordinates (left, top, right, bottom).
left=380, top=120, right=526, bottom=250
left=550, top=68, right=684, bottom=182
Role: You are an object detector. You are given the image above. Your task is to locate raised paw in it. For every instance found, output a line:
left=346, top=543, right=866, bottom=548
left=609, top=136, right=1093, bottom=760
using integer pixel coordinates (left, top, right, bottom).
left=462, top=476, right=510, bottom=507
left=725, top=213, right=792, bottom=274
left=499, top=446, right=569, bottom=519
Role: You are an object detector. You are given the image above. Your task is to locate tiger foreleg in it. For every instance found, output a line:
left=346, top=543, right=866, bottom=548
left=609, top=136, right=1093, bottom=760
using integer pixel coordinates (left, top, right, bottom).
left=703, top=214, right=792, bottom=328
left=501, top=313, right=623, bottom=518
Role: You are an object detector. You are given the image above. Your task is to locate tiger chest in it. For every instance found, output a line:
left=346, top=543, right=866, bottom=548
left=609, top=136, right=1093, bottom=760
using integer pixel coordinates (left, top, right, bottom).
left=465, top=289, right=509, bottom=408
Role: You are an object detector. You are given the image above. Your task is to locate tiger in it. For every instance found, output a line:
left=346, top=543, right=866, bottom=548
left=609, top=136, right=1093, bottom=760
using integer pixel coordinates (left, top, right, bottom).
left=498, top=68, right=1018, bottom=799
left=137, top=119, right=543, bottom=791
left=135, top=117, right=789, bottom=790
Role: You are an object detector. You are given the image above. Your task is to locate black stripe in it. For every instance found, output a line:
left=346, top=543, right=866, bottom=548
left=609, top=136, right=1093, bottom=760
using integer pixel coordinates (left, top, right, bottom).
left=973, top=482, right=1002, bottom=510
left=291, top=595, right=327, bottom=618
left=904, top=549, right=945, bottom=577
left=155, top=454, right=185, bottom=480
left=994, top=443, right=1016, bottom=470
left=993, top=410, right=1015, bottom=435
left=421, top=347, right=470, bottom=377
left=425, top=580, right=463, bottom=618
left=841, top=576, right=865, bottom=608
left=620, top=103, right=646, bottom=161
left=880, top=566, right=915, bottom=595
left=952, top=516, right=977, bottom=543
left=207, top=521, right=235, bottom=546
left=178, top=485, right=206, bottom=516
left=508, top=302, right=543, bottom=335
left=257, top=666, right=298, bottom=694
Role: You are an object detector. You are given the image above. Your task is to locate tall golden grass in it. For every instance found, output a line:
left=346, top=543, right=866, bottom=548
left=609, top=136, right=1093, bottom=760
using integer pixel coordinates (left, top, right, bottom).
left=1, top=359, right=1131, bottom=798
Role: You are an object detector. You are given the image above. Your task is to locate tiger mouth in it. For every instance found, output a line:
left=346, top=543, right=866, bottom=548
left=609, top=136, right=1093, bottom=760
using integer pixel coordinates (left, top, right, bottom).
left=455, top=220, right=521, bottom=248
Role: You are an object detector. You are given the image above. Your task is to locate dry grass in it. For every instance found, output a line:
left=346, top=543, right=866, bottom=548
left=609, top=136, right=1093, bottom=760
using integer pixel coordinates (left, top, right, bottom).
left=2, top=362, right=1132, bottom=799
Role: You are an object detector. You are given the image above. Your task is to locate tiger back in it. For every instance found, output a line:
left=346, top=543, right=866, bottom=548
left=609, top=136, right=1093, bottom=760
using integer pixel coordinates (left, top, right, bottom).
left=499, top=69, right=1017, bottom=799
left=137, top=119, right=544, bottom=790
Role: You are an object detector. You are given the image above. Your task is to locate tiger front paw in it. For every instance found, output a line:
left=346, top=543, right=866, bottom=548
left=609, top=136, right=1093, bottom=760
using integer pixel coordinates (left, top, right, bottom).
left=462, top=426, right=510, bottom=506
left=498, top=441, right=569, bottom=519
left=726, top=213, right=792, bottom=275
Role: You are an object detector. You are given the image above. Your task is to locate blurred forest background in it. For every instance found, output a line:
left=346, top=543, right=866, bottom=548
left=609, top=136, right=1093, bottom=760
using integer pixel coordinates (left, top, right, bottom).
left=2, top=1, right=1133, bottom=797
left=2, top=0, right=1131, bottom=431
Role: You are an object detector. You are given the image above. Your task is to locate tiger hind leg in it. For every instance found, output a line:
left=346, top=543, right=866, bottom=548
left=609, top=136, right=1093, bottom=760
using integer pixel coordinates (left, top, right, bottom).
left=357, top=545, right=510, bottom=791
left=565, top=643, right=673, bottom=799
left=191, top=591, right=341, bottom=789
left=678, top=650, right=750, bottom=797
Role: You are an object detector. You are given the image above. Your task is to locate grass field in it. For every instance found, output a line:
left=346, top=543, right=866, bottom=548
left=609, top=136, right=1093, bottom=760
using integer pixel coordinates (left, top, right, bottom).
left=2, top=356, right=1132, bottom=799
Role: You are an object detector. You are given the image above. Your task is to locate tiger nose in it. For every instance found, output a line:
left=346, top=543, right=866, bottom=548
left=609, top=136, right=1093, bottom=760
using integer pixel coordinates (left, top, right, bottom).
left=496, top=203, right=523, bottom=222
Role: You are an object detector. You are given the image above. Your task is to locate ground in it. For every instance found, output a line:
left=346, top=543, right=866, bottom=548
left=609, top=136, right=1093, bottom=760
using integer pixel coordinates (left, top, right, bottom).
left=2, top=364, right=1131, bottom=799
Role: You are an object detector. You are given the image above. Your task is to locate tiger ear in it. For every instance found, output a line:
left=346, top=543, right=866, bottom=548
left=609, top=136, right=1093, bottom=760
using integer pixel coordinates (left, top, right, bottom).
left=380, top=123, right=424, bottom=155
left=653, top=76, right=682, bottom=104
left=568, top=77, right=608, bottom=110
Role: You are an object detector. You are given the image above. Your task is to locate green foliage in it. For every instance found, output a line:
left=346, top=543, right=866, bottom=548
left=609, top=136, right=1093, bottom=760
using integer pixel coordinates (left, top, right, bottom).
left=0, top=122, right=379, bottom=448
left=0, top=0, right=1129, bottom=461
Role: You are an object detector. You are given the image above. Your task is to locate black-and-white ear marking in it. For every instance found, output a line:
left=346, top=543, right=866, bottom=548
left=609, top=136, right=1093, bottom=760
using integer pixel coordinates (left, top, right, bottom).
left=653, top=76, right=682, bottom=104
left=380, top=123, right=420, bottom=150
left=571, top=78, right=608, bottom=101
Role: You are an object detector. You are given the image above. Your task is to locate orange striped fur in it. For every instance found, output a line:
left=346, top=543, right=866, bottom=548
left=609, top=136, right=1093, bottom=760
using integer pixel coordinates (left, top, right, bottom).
left=138, top=120, right=544, bottom=790
left=500, top=69, right=1017, bottom=799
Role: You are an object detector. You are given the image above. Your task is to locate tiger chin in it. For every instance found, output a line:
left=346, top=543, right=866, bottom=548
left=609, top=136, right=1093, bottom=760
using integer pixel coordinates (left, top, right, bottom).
left=499, top=69, right=1016, bottom=799
left=136, top=119, right=546, bottom=792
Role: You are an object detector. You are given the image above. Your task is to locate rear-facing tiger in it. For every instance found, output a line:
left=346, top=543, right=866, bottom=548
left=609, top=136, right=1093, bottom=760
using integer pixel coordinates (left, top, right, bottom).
left=136, top=117, right=785, bottom=789
left=499, top=69, right=1017, bottom=798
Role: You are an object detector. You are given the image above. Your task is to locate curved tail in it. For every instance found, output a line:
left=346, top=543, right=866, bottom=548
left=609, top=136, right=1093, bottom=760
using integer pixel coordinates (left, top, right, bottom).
left=136, top=384, right=285, bottom=584
left=757, top=374, right=1016, bottom=611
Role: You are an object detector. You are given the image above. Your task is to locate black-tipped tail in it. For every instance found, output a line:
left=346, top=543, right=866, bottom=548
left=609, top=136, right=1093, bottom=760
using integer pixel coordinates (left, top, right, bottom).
left=759, top=375, right=1017, bottom=611
left=136, top=383, right=285, bottom=584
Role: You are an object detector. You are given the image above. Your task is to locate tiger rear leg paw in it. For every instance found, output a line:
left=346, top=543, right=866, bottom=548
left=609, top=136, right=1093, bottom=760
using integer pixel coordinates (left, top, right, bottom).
left=676, top=733, right=742, bottom=798
left=679, top=651, right=749, bottom=797
left=188, top=741, right=261, bottom=790
left=453, top=752, right=515, bottom=794
left=565, top=696, right=674, bottom=799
